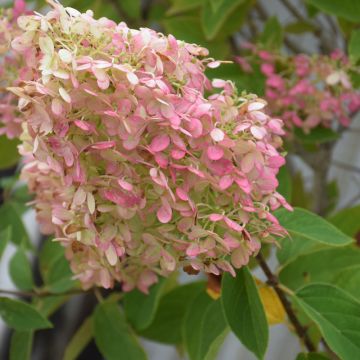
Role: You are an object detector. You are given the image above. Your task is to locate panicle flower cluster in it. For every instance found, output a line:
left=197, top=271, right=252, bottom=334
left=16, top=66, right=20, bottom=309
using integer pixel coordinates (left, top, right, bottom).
left=237, top=46, right=360, bottom=133
left=0, top=0, right=31, bottom=139
left=10, top=3, right=290, bottom=292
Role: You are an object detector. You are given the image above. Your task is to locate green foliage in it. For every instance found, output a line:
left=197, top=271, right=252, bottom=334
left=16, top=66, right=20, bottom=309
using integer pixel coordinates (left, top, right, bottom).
left=306, top=0, right=360, bottom=23
left=349, top=29, right=360, bottom=63
left=0, top=227, right=11, bottom=261
left=0, top=136, right=20, bottom=170
left=296, top=352, right=330, bottom=360
left=0, top=202, right=32, bottom=249
left=9, top=331, right=33, bottom=360
left=9, top=249, right=34, bottom=291
left=201, top=0, right=249, bottom=40
left=222, top=267, right=268, bottom=359
left=293, top=283, right=360, bottom=360
left=167, top=0, right=204, bottom=16
left=279, top=247, right=360, bottom=295
left=162, top=16, right=230, bottom=59
left=328, top=205, right=360, bottom=237
left=294, top=127, right=340, bottom=144
left=39, top=240, right=76, bottom=293
left=124, top=278, right=167, bottom=331
left=140, top=282, right=205, bottom=344
left=259, top=17, right=283, bottom=50
left=93, top=301, right=147, bottom=360
left=64, top=317, right=93, bottom=360
left=0, top=297, right=52, bottom=331
left=276, top=207, right=353, bottom=265
left=277, top=165, right=292, bottom=202
left=183, top=292, right=228, bottom=360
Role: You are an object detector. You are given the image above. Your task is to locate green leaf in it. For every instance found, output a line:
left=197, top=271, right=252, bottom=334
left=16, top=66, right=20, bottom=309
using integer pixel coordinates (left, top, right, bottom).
left=93, top=301, right=146, bottom=360
left=306, top=0, right=360, bottom=23
left=140, top=282, right=205, bottom=344
left=275, top=207, right=353, bottom=265
left=9, top=249, right=34, bottom=291
left=259, top=17, right=283, bottom=50
left=206, top=63, right=265, bottom=94
left=167, top=0, right=203, bottom=16
left=328, top=205, right=360, bottom=237
left=0, top=136, right=20, bottom=170
left=0, top=227, right=11, bottom=261
left=183, top=291, right=213, bottom=360
left=0, top=297, right=52, bottom=331
left=184, top=293, right=228, bottom=360
left=124, top=278, right=167, bottom=331
left=332, top=265, right=360, bottom=299
left=197, top=300, right=228, bottom=360
left=64, top=316, right=93, bottom=360
left=162, top=16, right=230, bottom=59
left=296, top=352, right=330, bottom=360
left=221, top=267, right=268, bottom=359
left=294, top=126, right=339, bottom=144
left=285, top=21, right=316, bottom=34
left=349, top=29, right=360, bottom=63
left=119, top=0, right=141, bottom=19
left=33, top=295, right=69, bottom=317
left=293, top=283, right=360, bottom=360
left=201, top=0, right=246, bottom=40
left=39, top=240, right=76, bottom=293
left=10, top=331, right=33, bottom=360
left=277, top=165, right=292, bottom=202
left=279, top=247, right=360, bottom=291
left=0, top=202, right=32, bottom=249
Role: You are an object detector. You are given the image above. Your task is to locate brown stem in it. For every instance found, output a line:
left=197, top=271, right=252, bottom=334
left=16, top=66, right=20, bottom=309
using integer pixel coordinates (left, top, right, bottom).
left=256, top=253, right=316, bottom=352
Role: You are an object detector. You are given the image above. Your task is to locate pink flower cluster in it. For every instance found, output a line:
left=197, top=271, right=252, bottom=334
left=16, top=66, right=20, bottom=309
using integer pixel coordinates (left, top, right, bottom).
left=0, top=0, right=30, bottom=139
left=238, top=47, right=360, bottom=133
left=10, top=3, right=290, bottom=292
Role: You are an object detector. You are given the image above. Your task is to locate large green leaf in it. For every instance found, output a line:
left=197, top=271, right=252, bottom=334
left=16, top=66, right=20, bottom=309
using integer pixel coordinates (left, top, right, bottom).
left=275, top=207, right=353, bottom=265
left=197, top=300, right=228, bottom=360
left=183, top=291, right=227, bottom=360
left=259, top=17, right=283, bottom=50
left=39, top=240, right=76, bottom=293
left=328, top=205, right=360, bottom=237
left=277, top=165, right=292, bottom=202
left=10, top=331, right=33, bottom=360
left=9, top=249, right=34, bottom=291
left=333, top=265, right=360, bottom=299
left=279, top=247, right=360, bottom=291
left=306, top=0, right=360, bottom=23
left=140, top=282, right=205, bottom=344
left=64, top=316, right=93, bottom=360
left=167, top=0, right=204, bottom=16
left=201, top=0, right=246, bottom=40
left=0, top=297, right=52, bottom=331
left=206, top=63, right=265, bottom=94
left=349, top=29, right=360, bottom=63
left=221, top=267, right=268, bottom=359
left=0, top=136, right=20, bottom=170
left=294, top=127, right=339, bottom=144
left=0, top=227, right=11, bottom=261
left=93, top=301, right=146, bottom=360
left=0, top=202, right=32, bottom=249
left=162, top=16, right=230, bottom=59
left=124, top=278, right=167, bottom=331
left=183, top=291, right=213, bottom=360
left=293, top=283, right=360, bottom=360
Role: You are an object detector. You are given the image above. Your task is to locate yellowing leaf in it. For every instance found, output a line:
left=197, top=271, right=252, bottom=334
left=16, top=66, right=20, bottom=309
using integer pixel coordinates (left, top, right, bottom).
left=256, top=279, right=286, bottom=325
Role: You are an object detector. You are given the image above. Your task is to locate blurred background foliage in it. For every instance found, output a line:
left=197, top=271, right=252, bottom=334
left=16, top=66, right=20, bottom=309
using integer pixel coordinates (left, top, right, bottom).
left=1, top=1, right=360, bottom=360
